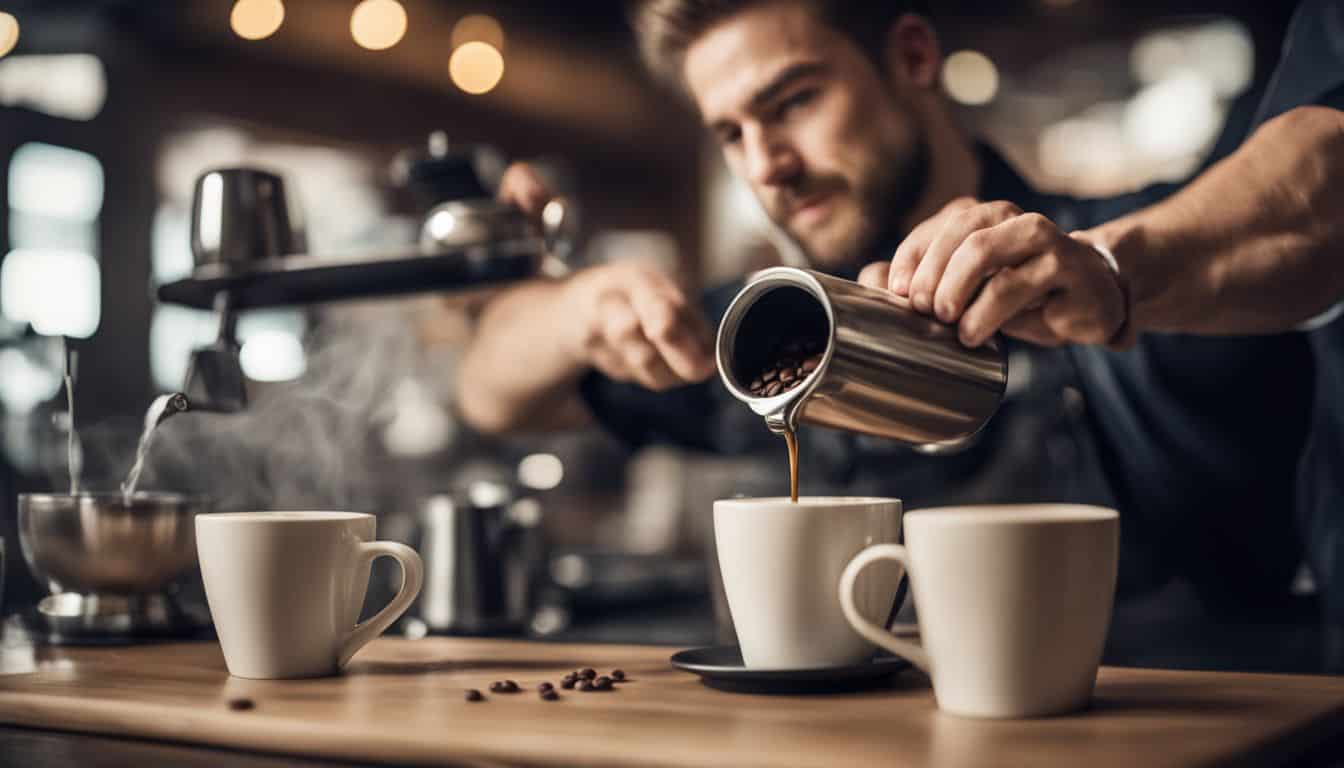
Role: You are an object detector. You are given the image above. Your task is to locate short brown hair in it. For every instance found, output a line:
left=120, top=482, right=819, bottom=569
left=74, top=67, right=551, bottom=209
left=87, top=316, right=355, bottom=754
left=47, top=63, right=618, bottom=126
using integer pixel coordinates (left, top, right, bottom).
left=631, top=0, right=930, bottom=86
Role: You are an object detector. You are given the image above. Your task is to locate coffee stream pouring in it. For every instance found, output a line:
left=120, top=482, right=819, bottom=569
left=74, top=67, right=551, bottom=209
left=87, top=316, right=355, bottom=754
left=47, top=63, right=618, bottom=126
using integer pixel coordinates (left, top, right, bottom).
left=158, top=135, right=577, bottom=412
left=716, top=267, right=1008, bottom=455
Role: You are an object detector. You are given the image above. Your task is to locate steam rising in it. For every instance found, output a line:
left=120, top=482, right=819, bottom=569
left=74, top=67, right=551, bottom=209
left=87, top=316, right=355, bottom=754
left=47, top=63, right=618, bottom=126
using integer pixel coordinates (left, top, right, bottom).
left=135, top=305, right=436, bottom=511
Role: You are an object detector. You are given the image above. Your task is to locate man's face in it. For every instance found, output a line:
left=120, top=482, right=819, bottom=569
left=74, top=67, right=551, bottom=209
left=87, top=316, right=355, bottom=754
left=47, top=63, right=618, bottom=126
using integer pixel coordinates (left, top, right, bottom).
left=685, top=2, right=929, bottom=272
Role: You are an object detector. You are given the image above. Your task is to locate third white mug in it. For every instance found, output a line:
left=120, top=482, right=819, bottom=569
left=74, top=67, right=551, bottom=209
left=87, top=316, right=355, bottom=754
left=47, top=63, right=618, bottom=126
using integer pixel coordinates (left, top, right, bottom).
left=839, top=504, right=1118, bottom=718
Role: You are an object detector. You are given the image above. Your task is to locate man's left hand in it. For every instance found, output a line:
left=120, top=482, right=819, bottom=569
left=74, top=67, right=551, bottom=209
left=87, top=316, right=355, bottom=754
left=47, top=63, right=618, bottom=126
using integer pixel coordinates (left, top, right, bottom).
left=858, top=200, right=1128, bottom=348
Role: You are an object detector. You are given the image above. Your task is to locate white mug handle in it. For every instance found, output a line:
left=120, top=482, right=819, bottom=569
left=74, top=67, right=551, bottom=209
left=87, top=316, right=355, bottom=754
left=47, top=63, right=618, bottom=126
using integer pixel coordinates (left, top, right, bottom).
left=338, top=541, right=424, bottom=668
left=839, top=544, right=930, bottom=673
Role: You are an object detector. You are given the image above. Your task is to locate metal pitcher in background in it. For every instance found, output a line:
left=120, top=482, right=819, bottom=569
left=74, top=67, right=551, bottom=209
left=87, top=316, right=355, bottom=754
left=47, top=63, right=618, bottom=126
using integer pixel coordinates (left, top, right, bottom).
left=416, top=484, right=544, bottom=636
left=716, top=267, right=1008, bottom=451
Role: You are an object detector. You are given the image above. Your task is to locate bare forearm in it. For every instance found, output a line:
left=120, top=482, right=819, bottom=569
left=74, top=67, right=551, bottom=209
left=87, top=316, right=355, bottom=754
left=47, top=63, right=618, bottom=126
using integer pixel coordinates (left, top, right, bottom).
left=1083, top=106, right=1344, bottom=335
left=457, top=279, right=592, bottom=434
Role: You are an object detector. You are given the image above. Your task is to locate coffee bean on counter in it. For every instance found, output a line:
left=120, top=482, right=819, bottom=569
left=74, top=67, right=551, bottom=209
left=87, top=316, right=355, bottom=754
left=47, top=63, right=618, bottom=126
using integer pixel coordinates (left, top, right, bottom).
left=227, top=698, right=255, bottom=711
left=593, top=676, right=613, bottom=691
left=561, top=677, right=577, bottom=689
left=611, top=669, right=626, bottom=682
left=579, top=668, right=597, bottom=680
left=538, top=682, right=554, bottom=692
left=577, top=679, right=595, bottom=692
left=465, top=689, right=485, bottom=702
left=540, top=689, right=559, bottom=701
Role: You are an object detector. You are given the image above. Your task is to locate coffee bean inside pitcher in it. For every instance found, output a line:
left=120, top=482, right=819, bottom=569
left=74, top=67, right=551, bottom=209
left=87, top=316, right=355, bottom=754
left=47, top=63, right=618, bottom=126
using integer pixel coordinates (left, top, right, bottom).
left=746, top=337, right=825, bottom=398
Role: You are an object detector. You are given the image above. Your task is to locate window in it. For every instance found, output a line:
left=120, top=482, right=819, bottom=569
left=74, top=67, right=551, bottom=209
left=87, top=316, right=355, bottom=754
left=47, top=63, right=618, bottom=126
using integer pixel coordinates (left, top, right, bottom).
left=1, top=142, right=103, bottom=338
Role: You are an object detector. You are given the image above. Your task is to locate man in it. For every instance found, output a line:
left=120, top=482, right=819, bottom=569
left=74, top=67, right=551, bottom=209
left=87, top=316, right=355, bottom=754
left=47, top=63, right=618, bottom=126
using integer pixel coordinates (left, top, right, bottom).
left=458, top=0, right=1313, bottom=617
left=859, top=0, right=1344, bottom=626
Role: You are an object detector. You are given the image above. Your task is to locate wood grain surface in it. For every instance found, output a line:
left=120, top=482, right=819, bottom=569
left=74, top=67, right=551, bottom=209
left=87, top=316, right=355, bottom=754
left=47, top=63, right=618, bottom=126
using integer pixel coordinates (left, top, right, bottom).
left=2, top=637, right=1344, bottom=767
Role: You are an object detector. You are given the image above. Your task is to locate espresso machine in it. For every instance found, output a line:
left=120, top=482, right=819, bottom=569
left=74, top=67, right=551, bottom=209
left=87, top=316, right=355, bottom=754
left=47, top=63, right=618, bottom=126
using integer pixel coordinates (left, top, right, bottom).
left=9, top=137, right=574, bottom=645
left=157, top=134, right=576, bottom=412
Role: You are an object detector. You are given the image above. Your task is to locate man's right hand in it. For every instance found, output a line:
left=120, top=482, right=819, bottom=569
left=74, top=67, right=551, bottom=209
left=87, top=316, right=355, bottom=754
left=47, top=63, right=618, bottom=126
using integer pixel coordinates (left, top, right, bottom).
left=499, top=162, right=717, bottom=391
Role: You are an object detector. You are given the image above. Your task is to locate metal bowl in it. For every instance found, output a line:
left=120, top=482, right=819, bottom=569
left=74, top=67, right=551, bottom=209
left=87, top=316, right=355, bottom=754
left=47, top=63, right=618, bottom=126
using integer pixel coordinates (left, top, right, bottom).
left=18, top=492, right=206, bottom=596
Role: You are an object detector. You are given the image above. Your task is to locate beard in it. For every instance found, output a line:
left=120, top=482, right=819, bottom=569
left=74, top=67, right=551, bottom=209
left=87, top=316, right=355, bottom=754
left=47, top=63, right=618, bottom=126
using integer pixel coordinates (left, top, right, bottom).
left=773, top=132, right=931, bottom=278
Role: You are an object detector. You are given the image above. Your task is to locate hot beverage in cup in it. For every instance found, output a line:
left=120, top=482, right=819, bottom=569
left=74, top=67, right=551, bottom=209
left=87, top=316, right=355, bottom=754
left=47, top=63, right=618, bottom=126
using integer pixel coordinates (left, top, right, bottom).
left=715, top=496, right=903, bottom=669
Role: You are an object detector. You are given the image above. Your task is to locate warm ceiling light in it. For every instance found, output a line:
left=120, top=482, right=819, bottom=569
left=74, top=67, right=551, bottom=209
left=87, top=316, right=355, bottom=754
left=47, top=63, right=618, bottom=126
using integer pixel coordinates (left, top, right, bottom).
left=230, top=0, right=284, bottom=41
left=451, top=14, right=504, bottom=51
left=0, top=13, right=18, bottom=59
left=449, top=41, right=504, bottom=95
left=942, top=50, right=999, bottom=106
left=350, top=0, right=407, bottom=51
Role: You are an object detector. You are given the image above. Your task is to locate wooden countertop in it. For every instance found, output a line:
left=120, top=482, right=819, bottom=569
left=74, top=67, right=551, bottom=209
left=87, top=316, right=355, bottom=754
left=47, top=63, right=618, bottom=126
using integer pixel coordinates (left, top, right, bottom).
left=2, top=636, right=1344, bottom=767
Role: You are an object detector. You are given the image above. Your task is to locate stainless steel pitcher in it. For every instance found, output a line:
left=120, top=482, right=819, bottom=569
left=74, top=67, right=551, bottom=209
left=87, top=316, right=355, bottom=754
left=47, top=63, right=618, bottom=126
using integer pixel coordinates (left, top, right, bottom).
left=716, top=267, right=1008, bottom=450
left=416, top=485, right=543, bottom=636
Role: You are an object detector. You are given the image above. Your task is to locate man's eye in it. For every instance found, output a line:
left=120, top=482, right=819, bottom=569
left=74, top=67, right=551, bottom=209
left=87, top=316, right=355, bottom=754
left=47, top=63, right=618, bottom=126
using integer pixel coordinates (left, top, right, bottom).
left=777, top=89, right=816, bottom=119
left=717, top=127, right=742, bottom=146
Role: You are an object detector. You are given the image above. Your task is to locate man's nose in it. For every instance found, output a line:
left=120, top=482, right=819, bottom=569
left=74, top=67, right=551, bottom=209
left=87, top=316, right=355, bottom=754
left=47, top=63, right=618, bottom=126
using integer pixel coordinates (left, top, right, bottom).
left=743, top=126, right=800, bottom=188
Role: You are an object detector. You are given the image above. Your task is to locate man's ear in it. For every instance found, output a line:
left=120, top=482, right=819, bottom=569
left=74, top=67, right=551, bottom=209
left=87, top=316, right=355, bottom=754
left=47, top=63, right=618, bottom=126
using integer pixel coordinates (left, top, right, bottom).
left=882, top=14, right=942, bottom=89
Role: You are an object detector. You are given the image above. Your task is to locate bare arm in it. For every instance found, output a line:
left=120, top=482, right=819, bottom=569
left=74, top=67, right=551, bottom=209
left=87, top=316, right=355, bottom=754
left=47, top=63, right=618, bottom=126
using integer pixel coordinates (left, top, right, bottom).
left=456, top=277, right=595, bottom=434
left=863, top=106, right=1344, bottom=347
left=1083, top=105, right=1344, bottom=335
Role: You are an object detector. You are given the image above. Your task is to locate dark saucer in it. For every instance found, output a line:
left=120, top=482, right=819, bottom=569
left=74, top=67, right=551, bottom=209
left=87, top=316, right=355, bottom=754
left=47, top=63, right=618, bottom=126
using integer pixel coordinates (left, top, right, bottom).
left=670, top=645, right=911, bottom=694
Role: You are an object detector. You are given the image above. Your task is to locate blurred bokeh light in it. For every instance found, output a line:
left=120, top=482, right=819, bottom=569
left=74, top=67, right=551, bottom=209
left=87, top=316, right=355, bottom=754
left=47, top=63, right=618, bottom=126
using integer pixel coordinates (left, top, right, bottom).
left=0, top=54, right=106, bottom=121
left=450, top=41, right=504, bottom=95
left=942, top=50, right=999, bottom=106
left=0, top=249, right=101, bottom=338
left=1124, top=69, right=1221, bottom=161
left=239, top=327, right=306, bottom=382
left=0, top=347, right=62, bottom=414
left=8, top=143, right=103, bottom=223
left=350, top=0, right=407, bottom=51
left=230, top=0, right=284, bottom=41
left=0, top=12, right=18, bottom=59
left=519, top=453, right=564, bottom=490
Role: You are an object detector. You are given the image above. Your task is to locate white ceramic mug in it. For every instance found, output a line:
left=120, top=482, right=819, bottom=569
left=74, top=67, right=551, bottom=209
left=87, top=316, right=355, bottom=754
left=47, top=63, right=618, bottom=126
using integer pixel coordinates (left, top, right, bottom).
left=197, top=511, right=424, bottom=679
left=839, top=504, right=1118, bottom=718
left=714, top=496, right=903, bottom=669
